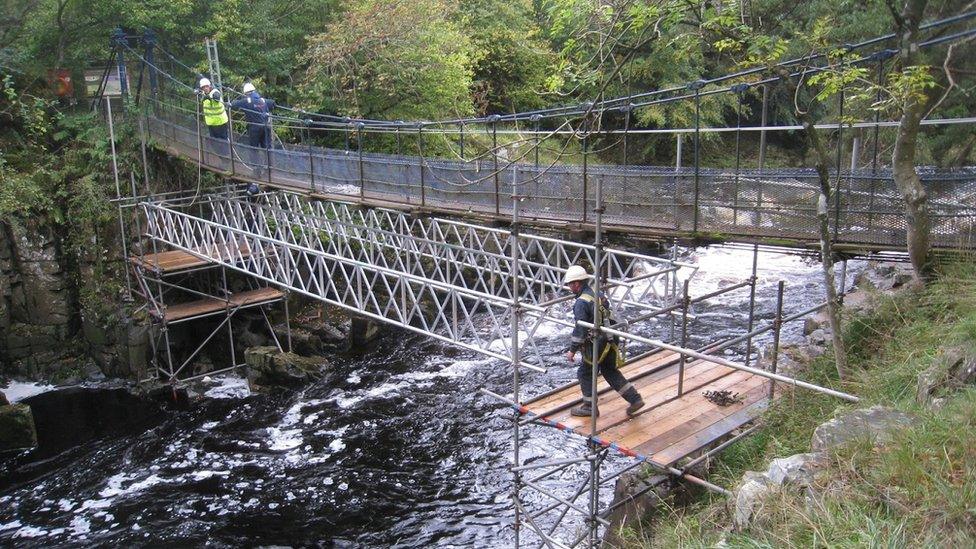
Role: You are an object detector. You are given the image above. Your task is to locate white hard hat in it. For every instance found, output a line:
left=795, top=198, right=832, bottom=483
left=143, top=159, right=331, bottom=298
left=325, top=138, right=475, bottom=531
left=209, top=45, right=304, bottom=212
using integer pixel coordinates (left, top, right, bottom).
left=563, top=265, right=590, bottom=284
left=198, top=77, right=212, bottom=88
left=242, top=82, right=256, bottom=93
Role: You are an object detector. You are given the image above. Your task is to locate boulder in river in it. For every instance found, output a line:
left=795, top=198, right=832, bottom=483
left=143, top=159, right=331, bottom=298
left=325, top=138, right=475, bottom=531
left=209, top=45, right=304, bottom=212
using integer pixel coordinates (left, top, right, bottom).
left=245, top=346, right=331, bottom=390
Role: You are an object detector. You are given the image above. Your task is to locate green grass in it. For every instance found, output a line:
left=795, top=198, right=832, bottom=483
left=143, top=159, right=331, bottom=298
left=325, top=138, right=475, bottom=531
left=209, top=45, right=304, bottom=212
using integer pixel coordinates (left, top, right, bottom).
left=623, top=261, right=976, bottom=548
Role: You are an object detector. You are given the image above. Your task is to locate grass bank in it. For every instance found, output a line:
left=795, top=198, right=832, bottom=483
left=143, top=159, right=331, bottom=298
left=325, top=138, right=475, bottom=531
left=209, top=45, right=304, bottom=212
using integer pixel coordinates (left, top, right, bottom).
left=620, top=261, right=976, bottom=548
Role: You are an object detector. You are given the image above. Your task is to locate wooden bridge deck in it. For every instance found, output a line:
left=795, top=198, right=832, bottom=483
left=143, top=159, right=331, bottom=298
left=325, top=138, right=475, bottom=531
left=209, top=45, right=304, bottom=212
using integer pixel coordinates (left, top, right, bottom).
left=131, top=242, right=254, bottom=274
left=524, top=349, right=770, bottom=466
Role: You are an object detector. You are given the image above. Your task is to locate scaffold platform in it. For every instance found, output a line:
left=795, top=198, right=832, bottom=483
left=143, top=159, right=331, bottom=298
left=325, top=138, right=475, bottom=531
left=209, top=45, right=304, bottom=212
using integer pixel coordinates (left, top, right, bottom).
left=523, top=349, right=771, bottom=466
left=131, top=242, right=254, bottom=274
left=153, top=287, right=285, bottom=324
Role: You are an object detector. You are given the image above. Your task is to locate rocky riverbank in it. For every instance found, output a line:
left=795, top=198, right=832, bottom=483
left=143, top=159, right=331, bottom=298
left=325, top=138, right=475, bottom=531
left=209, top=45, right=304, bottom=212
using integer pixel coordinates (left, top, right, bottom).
left=614, top=259, right=976, bottom=547
left=604, top=260, right=929, bottom=544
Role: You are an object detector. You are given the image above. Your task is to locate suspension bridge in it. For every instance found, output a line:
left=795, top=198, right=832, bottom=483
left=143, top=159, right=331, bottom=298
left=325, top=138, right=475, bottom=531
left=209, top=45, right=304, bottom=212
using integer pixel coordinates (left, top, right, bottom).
left=100, top=14, right=975, bottom=548
left=110, top=19, right=976, bottom=254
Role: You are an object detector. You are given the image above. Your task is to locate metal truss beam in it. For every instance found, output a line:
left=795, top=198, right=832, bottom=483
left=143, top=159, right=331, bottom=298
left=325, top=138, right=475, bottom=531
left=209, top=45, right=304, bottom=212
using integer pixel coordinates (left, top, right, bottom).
left=142, top=191, right=691, bottom=373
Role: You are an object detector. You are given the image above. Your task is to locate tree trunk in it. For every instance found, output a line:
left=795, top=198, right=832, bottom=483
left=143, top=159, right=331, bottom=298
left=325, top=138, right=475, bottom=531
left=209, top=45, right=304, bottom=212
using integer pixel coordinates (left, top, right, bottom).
left=892, top=104, right=931, bottom=284
left=776, top=64, right=850, bottom=381
left=891, top=0, right=933, bottom=285
left=802, top=115, right=851, bottom=381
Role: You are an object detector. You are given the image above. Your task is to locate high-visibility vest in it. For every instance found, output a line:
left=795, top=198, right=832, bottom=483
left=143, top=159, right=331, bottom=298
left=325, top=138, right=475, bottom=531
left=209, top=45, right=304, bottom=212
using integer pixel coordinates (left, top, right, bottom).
left=202, top=95, right=228, bottom=127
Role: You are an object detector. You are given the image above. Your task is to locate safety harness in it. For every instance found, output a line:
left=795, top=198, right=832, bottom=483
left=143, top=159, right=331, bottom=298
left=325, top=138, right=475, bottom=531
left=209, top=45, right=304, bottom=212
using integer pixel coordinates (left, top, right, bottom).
left=577, top=292, right=625, bottom=368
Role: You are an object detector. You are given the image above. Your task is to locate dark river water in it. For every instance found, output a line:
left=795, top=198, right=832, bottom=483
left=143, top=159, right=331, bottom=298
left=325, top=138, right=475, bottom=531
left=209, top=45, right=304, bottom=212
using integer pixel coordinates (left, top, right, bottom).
left=0, top=246, right=865, bottom=547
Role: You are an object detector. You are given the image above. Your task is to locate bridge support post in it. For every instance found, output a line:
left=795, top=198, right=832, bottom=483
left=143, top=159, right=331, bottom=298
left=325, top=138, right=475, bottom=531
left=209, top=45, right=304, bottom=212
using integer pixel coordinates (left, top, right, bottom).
left=143, top=29, right=158, bottom=106
left=112, top=28, right=129, bottom=102
left=358, top=122, right=365, bottom=200
left=509, top=180, right=523, bottom=547
left=106, top=94, right=133, bottom=301
left=867, top=55, right=887, bottom=232
left=757, top=84, right=769, bottom=226
left=458, top=123, right=465, bottom=160
left=305, top=119, right=314, bottom=192
left=768, top=280, right=785, bottom=399
left=586, top=107, right=603, bottom=549
left=581, top=117, right=588, bottom=224
left=532, top=115, right=540, bottom=168
left=732, top=85, right=747, bottom=226
left=677, top=278, right=690, bottom=397
left=833, top=85, right=846, bottom=240
left=226, top=109, right=236, bottom=178
left=491, top=116, right=500, bottom=216
left=745, top=243, right=759, bottom=368
left=417, top=125, right=426, bottom=207
left=690, top=81, right=704, bottom=234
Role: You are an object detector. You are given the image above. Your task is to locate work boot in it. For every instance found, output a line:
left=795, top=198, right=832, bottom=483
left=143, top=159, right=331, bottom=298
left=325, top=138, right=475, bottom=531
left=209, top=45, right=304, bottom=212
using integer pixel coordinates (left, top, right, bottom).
left=570, top=402, right=599, bottom=417
left=625, top=396, right=645, bottom=417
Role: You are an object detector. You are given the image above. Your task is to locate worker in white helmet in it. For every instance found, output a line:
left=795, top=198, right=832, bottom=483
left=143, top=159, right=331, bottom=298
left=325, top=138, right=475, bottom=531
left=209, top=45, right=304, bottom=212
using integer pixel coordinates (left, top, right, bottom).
left=196, top=77, right=228, bottom=140
left=564, top=265, right=645, bottom=417
left=230, top=81, right=276, bottom=149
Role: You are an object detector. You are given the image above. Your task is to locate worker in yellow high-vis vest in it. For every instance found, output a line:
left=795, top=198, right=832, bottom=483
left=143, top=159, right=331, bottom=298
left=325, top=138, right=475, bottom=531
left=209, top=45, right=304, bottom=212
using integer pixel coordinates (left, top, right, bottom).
left=197, top=77, right=229, bottom=140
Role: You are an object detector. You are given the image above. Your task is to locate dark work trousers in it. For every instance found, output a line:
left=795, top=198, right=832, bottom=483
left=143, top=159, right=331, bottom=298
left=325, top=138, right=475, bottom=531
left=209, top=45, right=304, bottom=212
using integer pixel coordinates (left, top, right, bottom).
left=577, top=342, right=640, bottom=404
left=246, top=124, right=272, bottom=149
left=207, top=123, right=228, bottom=140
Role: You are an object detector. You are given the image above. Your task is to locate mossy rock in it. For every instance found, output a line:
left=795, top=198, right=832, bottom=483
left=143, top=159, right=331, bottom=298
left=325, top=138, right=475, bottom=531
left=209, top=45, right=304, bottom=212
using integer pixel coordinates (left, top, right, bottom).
left=0, top=403, right=37, bottom=450
left=244, top=346, right=331, bottom=390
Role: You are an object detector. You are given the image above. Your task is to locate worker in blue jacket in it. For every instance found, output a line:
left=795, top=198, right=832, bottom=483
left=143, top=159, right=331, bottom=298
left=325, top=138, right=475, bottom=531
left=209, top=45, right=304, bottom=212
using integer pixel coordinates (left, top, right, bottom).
left=230, top=82, right=276, bottom=149
left=564, top=265, right=645, bottom=418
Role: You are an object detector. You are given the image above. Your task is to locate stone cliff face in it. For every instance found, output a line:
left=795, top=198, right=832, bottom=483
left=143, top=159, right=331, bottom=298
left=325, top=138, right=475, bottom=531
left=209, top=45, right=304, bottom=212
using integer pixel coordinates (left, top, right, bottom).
left=0, top=219, right=149, bottom=380
left=0, top=220, right=75, bottom=370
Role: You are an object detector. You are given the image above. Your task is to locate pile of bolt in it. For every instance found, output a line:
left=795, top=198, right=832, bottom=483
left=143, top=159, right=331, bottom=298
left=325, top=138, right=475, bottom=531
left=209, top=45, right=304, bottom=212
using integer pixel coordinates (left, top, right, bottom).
left=702, top=389, right=743, bottom=407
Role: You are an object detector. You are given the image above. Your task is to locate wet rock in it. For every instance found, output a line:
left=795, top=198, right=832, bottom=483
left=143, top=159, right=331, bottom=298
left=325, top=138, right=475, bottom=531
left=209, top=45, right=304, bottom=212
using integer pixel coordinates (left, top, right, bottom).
left=309, top=322, right=345, bottom=345
left=732, top=453, right=827, bottom=530
left=917, top=345, right=976, bottom=406
left=237, top=318, right=274, bottom=348
left=245, top=346, right=331, bottom=390
left=766, top=453, right=827, bottom=485
left=350, top=317, right=380, bottom=347
left=802, top=312, right=828, bottom=336
left=282, top=327, right=323, bottom=356
left=841, top=288, right=873, bottom=315
left=82, top=317, right=151, bottom=380
left=807, top=328, right=828, bottom=347
left=733, top=471, right=774, bottom=530
left=853, top=261, right=914, bottom=292
left=0, top=403, right=38, bottom=450
left=0, top=222, right=72, bottom=366
left=811, top=406, right=916, bottom=452
left=0, top=390, right=8, bottom=406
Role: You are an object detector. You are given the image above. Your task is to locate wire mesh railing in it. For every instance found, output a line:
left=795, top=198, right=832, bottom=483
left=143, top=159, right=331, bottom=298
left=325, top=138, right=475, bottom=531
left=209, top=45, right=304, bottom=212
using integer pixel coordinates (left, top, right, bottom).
left=143, top=107, right=976, bottom=250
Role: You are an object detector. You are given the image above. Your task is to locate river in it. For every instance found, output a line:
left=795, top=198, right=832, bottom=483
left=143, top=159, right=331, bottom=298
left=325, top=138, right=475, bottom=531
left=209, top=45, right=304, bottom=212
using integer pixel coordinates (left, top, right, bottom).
left=0, top=245, right=865, bottom=547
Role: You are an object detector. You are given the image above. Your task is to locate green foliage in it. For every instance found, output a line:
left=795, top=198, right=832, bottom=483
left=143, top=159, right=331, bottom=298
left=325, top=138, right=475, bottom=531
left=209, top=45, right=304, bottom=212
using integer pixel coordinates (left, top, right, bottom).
left=301, top=0, right=475, bottom=121
left=458, top=0, right=555, bottom=114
